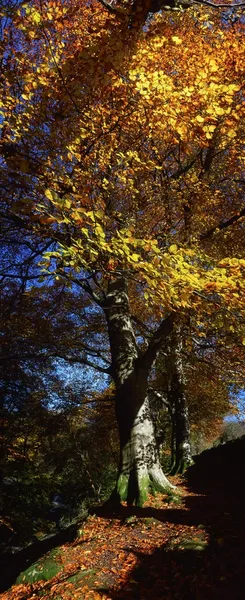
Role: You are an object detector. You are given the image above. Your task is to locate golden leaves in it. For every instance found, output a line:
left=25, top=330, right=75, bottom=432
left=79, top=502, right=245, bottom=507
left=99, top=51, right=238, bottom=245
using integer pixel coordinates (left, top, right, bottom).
left=2, top=0, right=244, bottom=323
left=171, top=36, right=183, bottom=45
left=196, top=115, right=205, bottom=123
left=169, top=245, right=178, bottom=255
left=44, top=189, right=54, bottom=201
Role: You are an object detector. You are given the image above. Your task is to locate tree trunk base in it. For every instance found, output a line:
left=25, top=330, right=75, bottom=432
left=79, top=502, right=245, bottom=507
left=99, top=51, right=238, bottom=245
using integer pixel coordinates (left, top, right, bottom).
left=170, top=457, right=193, bottom=475
left=111, top=464, right=175, bottom=507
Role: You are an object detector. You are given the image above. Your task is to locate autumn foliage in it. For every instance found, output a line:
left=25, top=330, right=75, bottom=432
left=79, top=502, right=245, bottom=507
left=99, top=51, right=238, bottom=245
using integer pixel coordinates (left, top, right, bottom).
left=0, top=1, right=244, bottom=334
left=0, top=0, right=245, bottom=596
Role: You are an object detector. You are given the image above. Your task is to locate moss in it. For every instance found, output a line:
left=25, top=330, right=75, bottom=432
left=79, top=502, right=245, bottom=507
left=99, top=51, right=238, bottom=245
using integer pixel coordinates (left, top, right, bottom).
left=67, top=568, right=95, bottom=584
left=116, top=473, right=129, bottom=501
left=143, top=517, right=162, bottom=526
left=137, top=474, right=151, bottom=507
left=124, top=515, right=139, bottom=526
left=114, top=472, right=152, bottom=506
left=167, top=534, right=208, bottom=552
left=165, top=490, right=182, bottom=505
left=16, top=549, right=61, bottom=584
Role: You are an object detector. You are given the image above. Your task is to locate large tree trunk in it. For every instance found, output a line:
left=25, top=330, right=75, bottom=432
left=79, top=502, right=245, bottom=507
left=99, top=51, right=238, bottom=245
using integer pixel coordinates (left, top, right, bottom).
left=169, top=327, right=193, bottom=474
left=104, top=276, right=174, bottom=506
left=114, top=381, right=174, bottom=506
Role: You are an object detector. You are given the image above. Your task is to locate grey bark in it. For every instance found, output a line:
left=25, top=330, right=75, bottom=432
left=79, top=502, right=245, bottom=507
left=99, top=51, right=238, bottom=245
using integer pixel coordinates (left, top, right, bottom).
left=103, top=276, right=174, bottom=505
left=169, top=326, right=193, bottom=474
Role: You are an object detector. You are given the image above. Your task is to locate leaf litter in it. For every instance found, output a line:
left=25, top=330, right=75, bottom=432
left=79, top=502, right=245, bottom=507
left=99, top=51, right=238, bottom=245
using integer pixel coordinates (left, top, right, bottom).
left=1, top=475, right=244, bottom=600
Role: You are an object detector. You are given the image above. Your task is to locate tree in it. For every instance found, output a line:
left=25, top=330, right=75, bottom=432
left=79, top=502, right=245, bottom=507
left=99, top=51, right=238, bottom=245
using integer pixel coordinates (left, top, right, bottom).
left=0, top=1, right=244, bottom=505
left=167, top=324, right=193, bottom=474
left=0, top=279, right=117, bottom=545
left=149, top=315, right=237, bottom=471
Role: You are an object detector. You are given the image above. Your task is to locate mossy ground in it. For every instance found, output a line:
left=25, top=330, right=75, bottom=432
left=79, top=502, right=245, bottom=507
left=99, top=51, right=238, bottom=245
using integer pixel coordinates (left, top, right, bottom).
left=1, top=467, right=245, bottom=600
left=16, top=549, right=61, bottom=585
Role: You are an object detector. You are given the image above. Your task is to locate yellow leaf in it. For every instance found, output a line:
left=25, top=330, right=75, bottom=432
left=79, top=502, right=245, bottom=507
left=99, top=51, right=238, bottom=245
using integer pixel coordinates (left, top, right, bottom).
left=131, top=253, right=139, bottom=262
left=172, top=36, right=182, bottom=45
left=45, top=189, right=54, bottom=201
left=214, top=107, right=225, bottom=116
left=31, top=9, right=41, bottom=24
left=227, top=129, right=236, bottom=138
left=209, top=59, right=218, bottom=72
left=169, top=244, right=178, bottom=254
left=196, top=115, right=205, bottom=123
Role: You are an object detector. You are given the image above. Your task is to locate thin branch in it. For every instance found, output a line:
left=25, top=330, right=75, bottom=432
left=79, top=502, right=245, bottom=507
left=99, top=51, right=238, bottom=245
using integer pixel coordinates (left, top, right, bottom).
left=98, top=0, right=120, bottom=12
left=194, top=0, right=245, bottom=7
left=61, top=273, right=103, bottom=306
left=200, top=205, right=245, bottom=240
left=172, top=155, right=200, bottom=180
left=55, top=353, right=112, bottom=375
left=131, top=314, right=153, bottom=336
left=97, top=0, right=129, bottom=14
left=0, top=272, right=50, bottom=280
left=98, top=0, right=245, bottom=15
left=75, top=341, right=111, bottom=364
left=148, top=387, right=170, bottom=408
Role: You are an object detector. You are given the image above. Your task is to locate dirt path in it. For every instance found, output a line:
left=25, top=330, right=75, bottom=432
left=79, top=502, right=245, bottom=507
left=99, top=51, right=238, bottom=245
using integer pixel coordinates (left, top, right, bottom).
left=1, top=476, right=245, bottom=600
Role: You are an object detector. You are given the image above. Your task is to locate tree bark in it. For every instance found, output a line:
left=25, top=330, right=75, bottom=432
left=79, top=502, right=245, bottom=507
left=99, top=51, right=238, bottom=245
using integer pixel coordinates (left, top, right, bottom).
left=104, top=276, right=174, bottom=505
left=169, top=327, right=193, bottom=474
left=169, top=404, right=176, bottom=472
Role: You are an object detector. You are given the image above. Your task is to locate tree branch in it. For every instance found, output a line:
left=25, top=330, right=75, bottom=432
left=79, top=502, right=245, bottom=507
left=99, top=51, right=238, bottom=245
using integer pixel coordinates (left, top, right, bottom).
left=194, top=0, right=245, bottom=7
left=148, top=387, right=170, bottom=408
left=55, top=353, right=112, bottom=375
left=74, top=340, right=111, bottom=364
left=98, top=0, right=245, bottom=17
left=61, top=273, right=103, bottom=306
left=200, top=205, right=245, bottom=240
left=98, top=0, right=125, bottom=12
left=141, top=313, right=174, bottom=370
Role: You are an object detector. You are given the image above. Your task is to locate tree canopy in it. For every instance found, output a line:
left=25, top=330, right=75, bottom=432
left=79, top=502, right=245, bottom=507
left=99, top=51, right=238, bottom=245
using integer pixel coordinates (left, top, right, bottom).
left=0, top=0, right=245, bottom=516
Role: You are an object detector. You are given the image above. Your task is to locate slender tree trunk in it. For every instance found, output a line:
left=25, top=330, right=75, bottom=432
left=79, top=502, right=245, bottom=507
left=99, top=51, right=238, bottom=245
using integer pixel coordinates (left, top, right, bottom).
left=104, top=276, right=174, bottom=506
left=169, top=327, right=193, bottom=474
left=169, top=404, right=176, bottom=473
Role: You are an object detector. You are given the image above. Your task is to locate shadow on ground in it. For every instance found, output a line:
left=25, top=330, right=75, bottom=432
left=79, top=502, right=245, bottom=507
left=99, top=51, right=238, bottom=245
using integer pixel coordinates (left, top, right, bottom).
left=1, top=437, right=245, bottom=598
left=96, top=437, right=245, bottom=600
left=0, top=524, right=79, bottom=593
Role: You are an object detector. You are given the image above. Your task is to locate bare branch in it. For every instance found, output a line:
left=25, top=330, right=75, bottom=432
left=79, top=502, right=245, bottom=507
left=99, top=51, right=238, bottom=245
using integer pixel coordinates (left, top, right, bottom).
left=148, top=387, right=170, bottom=408
left=97, top=0, right=123, bottom=12
left=98, top=0, right=245, bottom=15
left=194, top=0, right=245, bottom=7
left=55, top=353, right=112, bottom=375
left=200, top=205, right=245, bottom=240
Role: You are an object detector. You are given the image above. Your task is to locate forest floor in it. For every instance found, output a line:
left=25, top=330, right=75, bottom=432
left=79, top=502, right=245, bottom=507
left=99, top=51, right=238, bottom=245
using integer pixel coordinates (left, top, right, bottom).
left=1, top=470, right=245, bottom=600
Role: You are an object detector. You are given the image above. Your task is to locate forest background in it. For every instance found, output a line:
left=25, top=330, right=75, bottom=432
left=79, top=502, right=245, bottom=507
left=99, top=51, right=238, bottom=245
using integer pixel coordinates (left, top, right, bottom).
left=0, top=0, right=245, bottom=551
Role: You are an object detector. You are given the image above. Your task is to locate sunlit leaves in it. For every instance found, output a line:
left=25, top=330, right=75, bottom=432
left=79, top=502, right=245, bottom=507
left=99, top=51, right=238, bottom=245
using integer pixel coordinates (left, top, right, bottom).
left=1, top=0, right=244, bottom=330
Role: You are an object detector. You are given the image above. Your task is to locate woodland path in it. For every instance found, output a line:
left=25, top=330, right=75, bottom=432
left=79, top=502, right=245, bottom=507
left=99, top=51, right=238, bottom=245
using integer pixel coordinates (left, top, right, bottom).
left=1, top=472, right=245, bottom=600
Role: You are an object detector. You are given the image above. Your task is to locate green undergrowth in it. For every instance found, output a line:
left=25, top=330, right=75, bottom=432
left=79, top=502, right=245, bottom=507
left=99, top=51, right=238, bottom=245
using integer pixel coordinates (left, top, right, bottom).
left=66, top=568, right=96, bottom=585
left=16, top=548, right=61, bottom=584
left=15, top=547, right=96, bottom=593
left=165, top=490, right=183, bottom=505
left=167, top=531, right=208, bottom=552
